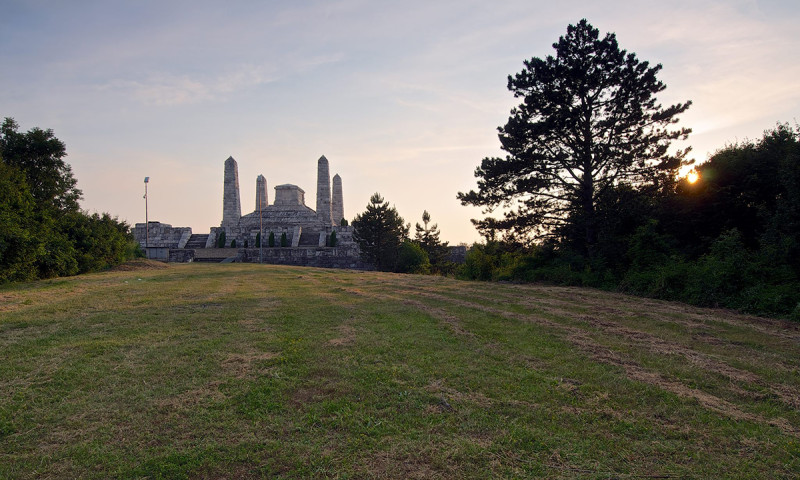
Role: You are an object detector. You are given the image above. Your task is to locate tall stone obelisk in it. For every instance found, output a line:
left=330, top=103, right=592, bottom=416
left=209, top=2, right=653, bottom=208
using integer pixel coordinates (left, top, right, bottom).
left=255, top=174, right=268, bottom=211
left=316, top=155, right=332, bottom=225
left=332, top=174, right=344, bottom=226
left=222, top=156, right=241, bottom=227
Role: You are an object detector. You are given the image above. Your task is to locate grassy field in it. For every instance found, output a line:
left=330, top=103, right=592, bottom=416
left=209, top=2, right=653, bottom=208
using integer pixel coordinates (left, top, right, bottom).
left=1, top=261, right=799, bottom=479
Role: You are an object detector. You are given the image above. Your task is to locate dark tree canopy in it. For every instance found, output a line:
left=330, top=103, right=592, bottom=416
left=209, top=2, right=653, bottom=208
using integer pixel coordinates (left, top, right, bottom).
left=414, top=210, right=450, bottom=268
left=352, top=193, right=408, bottom=271
left=1, top=117, right=82, bottom=213
left=458, top=19, right=691, bottom=253
left=1, top=117, right=135, bottom=282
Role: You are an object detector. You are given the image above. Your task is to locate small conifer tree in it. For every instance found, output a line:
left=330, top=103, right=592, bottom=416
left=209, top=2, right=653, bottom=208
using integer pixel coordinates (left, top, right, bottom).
left=217, top=231, right=226, bottom=248
left=268, top=232, right=275, bottom=247
left=280, top=232, right=288, bottom=247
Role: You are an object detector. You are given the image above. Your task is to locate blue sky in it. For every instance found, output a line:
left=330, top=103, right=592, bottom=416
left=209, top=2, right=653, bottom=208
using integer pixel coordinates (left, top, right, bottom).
left=2, top=0, right=798, bottom=243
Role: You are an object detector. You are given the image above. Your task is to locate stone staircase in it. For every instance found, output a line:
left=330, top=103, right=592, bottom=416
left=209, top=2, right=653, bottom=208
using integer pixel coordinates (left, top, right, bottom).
left=184, top=234, right=209, bottom=249
left=298, top=230, right=322, bottom=247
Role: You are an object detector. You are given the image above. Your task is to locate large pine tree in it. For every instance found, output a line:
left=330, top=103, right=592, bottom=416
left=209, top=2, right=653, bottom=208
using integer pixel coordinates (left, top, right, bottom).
left=458, top=19, right=691, bottom=253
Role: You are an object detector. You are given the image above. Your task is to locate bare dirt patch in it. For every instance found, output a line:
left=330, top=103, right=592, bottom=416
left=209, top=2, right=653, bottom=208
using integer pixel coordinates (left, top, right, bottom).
left=327, top=323, right=357, bottom=346
left=110, top=259, right=170, bottom=271
left=221, top=351, right=279, bottom=379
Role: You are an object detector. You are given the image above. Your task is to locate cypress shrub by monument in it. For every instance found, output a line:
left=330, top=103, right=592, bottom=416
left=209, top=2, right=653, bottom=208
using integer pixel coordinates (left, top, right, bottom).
left=280, top=232, right=288, bottom=247
left=329, top=230, right=337, bottom=247
left=256, top=232, right=261, bottom=248
left=268, top=232, right=275, bottom=247
left=244, top=239, right=248, bottom=248
left=217, top=231, right=226, bottom=248
left=230, top=239, right=236, bottom=248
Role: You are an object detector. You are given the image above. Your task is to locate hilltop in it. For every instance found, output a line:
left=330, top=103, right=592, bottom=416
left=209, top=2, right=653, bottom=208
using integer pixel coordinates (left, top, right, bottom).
left=1, top=264, right=798, bottom=478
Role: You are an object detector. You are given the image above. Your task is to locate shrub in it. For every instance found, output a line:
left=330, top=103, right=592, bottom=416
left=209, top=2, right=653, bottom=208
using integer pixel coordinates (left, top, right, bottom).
left=217, top=231, right=226, bottom=248
left=395, top=240, right=430, bottom=274
left=280, top=232, right=288, bottom=247
left=268, top=232, right=275, bottom=247
left=230, top=239, right=237, bottom=248
left=329, top=230, right=337, bottom=247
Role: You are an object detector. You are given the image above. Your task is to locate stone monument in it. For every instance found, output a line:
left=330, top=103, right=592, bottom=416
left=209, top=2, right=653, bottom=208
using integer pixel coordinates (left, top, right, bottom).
left=222, top=156, right=241, bottom=227
left=316, top=155, right=332, bottom=225
left=332, top=174, right=344, bottom=225
left=255, top=174, right=268, bottom=211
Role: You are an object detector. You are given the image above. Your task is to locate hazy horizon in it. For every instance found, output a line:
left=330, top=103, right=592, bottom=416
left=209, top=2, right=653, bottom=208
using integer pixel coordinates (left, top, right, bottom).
left=2, top=0, right=798, bottom=243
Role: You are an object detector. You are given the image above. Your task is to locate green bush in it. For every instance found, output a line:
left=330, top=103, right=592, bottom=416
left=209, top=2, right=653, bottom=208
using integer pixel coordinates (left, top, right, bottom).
left=329, top=230, right=337, bottom=247
left=280, top=232, right=288, bottom=247
left=268, top=232, right=275, bottom=247
left=458, top=243, right=496, bottom=281
left=217, top=231, right=226, bottom=248
left=395, top=240, right=430, bottom=274
left=230, top=239, right=236, bottom=248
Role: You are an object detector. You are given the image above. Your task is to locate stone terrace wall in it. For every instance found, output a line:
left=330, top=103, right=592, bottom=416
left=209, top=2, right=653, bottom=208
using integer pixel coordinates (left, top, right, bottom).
left=133, top=222, right=192, bottom=249
left=240, top=247, right=371, bottom=270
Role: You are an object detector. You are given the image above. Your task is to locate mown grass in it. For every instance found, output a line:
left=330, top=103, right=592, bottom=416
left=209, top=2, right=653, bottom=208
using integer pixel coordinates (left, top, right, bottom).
left=1, top=262, right=800, bottom=478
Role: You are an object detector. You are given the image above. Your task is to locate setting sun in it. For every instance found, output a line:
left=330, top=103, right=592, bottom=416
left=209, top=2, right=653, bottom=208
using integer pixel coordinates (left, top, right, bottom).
left=687, top=170, right=699, bottom=184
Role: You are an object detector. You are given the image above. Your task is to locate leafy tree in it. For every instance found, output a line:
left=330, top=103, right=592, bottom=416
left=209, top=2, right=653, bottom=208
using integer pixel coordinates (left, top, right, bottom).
left=0, top=160, right=43, bottom=282
left=1, top=117, right=82, bottom=213
left=414, top=210, right=450, bottom=268
left=59, top=211, right=135, bottom=274
left=669, top=123, right=800, bottom=257
left=352, top=193, right=408, bottom=271
left=395, top=240, right=430, bottom=274
left=1, top=117, right=136, bottom=282
left=458, top=19, right=691, bottom=254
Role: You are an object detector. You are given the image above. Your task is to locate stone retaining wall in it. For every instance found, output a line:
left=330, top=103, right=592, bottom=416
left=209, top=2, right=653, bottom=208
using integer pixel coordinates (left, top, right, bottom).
left=133, top=222, right=192, bottom=249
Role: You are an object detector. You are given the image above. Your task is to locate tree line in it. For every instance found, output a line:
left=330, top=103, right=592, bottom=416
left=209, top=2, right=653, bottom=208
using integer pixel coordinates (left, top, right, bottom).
left=0, top=117, right=137, bottom=283
left=452, top=20, right=800, bottom=319
left=351, top=20, right=799, bottom=320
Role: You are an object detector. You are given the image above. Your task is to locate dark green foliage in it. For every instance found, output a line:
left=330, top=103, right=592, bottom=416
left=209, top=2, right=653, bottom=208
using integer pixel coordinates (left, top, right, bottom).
left=255, top=232, right=261, bottom=248
left=340, top=218, right=349, bottom=226
left=352, top=193, right=408, bottom=271
left=280, top=232, right=288, bottom=248
left=217, top=231, right=226, bottom=248
left=268, top=232, right=275, bottom=248
left=244, top=239, right=248, bottom=248
left=58, top=211, right=135, bottom=274
left=1, top=117, right=82, bottom=214
left=414, top=210, right=451, bottom=273
left=0, top=117, right=134, bottom=282
left=0, top=161, right=43, bottom=282
left=329, top=230, right=337, bottom=247
left=459, top=241, right=524, bottom=282
left=395, top=240, right=430, bottom=274
left=458, top=20, right=691, bottom=253
left=231, top=239, right=237, bottom=248
left=460, top=124, right=800, bottom=318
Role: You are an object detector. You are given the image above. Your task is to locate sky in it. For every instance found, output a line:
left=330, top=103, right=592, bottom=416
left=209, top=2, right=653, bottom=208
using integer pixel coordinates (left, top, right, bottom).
left=2, top=0, right=798, bottom=244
